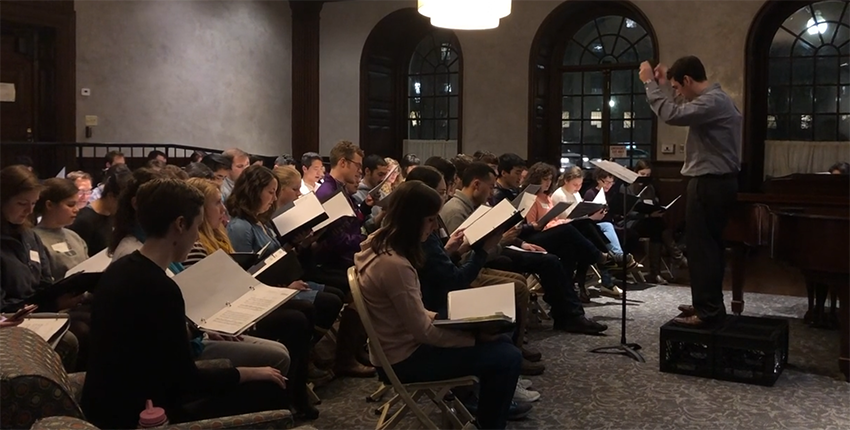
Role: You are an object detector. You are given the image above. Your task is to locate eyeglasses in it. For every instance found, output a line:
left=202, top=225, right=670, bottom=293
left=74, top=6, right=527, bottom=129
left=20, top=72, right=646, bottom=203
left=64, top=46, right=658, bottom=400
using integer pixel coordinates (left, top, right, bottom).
left=345, top=158, right=363, bottom=171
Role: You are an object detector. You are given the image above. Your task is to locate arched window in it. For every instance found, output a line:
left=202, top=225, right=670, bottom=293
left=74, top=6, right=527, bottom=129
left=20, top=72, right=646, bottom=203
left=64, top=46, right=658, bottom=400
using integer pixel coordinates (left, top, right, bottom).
left=360, top=10, right=462, bottom=159
left=561, top=16, right=655, bottom=170
left=407, top=31, right=461, bottom=142
left=529, top=2, right=658, bottom=171
left=766, top=1, right=849, bottom=141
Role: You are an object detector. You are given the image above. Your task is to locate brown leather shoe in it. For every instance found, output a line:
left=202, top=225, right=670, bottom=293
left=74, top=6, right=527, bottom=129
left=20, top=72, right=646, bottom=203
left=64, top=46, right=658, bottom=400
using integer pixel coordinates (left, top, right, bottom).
left=672, top=314, right=705, bottom=327
left=334, top=359, right=376, bottom=378
left=677, top=304, right=695, bottom=316
left=520, top=358, right=545, bottom=376
left=522, top=347, right=542, bottom=363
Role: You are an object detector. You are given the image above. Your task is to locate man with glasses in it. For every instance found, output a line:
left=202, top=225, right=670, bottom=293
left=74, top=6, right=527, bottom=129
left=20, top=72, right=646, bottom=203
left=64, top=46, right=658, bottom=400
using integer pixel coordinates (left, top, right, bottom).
left=313, top=140, right=366, bottom=270
left=66, top=171, right=93, bottom=210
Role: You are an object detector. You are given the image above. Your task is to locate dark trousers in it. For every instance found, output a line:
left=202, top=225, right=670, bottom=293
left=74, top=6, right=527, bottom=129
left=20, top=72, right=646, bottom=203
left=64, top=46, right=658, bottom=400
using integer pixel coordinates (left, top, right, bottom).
left=248, top=303, right=313, bottom=409
left=502, top=248, right=585, bottom=320
left=379, top=336, right=521, bottom=429
left=685, top=174, right=738, bottom=320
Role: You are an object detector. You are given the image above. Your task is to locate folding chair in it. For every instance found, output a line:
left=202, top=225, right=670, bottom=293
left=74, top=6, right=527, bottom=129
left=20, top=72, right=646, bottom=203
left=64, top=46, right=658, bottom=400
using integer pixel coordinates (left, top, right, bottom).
left=526, top=274, right=550, bottom=327
left=347, top=267, right=478, bottom=430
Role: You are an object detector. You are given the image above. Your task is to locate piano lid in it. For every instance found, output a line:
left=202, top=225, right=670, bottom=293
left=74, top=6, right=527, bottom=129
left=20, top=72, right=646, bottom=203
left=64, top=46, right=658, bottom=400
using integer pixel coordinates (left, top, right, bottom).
left=762, top=173, right=849, bottom=197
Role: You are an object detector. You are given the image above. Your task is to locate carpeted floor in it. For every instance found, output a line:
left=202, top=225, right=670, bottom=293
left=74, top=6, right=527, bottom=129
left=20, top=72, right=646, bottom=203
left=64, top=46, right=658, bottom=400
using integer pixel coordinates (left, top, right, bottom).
left=309, top=285, right=850, bottom=429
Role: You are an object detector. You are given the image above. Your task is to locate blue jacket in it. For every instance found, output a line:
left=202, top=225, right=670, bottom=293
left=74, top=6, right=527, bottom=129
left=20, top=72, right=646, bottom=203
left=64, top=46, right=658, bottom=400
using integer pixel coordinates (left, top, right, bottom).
left=226, top=217, right=282, bottom=255
left=0, top=223, right=54, bottom=312
left=418, top=231, right=488, bottom=318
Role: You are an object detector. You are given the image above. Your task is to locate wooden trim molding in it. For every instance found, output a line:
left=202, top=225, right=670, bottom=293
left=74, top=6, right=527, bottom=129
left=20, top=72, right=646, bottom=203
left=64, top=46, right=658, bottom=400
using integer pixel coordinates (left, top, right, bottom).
left=290, top=0, right=324, bottom=158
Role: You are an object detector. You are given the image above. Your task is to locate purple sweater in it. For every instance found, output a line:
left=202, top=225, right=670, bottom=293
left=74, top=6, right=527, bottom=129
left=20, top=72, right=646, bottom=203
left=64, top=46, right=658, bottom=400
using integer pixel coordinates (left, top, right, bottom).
left=314, top=173, right=365, bottom=268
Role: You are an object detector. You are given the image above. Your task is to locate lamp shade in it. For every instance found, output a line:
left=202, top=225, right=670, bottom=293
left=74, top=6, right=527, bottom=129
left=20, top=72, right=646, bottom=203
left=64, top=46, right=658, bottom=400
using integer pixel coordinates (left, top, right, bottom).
left=418, top=0, right=511, bottom=30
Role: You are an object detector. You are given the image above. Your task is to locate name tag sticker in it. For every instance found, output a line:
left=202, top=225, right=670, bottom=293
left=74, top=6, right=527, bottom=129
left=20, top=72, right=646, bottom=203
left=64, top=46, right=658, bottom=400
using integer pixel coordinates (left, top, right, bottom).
left=29, top=250, right=40, bottom=264
left=51, top=242, right=71, bottom=253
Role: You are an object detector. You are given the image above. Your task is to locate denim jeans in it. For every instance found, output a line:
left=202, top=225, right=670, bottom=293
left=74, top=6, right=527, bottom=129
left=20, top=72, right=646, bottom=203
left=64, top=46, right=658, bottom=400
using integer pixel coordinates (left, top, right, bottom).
left=379, top=336, right=521, bottom=429
left=597, top=222, right=623, bottom=287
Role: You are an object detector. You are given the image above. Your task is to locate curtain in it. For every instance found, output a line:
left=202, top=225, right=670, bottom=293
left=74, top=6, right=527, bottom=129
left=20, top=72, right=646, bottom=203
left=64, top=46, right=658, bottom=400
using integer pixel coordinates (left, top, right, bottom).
left=763, top=140, right=850, bottom=178
left=402, top=139, right=458, bottom=159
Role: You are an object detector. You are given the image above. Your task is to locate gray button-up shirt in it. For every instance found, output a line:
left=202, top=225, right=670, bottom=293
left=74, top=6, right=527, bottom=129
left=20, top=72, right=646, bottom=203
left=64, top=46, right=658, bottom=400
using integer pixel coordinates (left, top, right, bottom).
left=645, top=81, right=742, bottom=177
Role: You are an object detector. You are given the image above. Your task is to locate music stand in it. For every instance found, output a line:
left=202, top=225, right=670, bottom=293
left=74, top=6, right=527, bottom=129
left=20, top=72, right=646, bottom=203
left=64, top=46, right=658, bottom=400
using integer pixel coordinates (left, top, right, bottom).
left=588, top=160, right=646, bottom=363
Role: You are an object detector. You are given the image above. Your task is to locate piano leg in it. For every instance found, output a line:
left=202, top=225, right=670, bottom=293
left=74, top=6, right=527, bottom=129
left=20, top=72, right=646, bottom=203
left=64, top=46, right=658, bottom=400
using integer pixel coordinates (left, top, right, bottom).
left=730, top=243, right=746, bottom=315
left=836, top=285, right=849, bottom=382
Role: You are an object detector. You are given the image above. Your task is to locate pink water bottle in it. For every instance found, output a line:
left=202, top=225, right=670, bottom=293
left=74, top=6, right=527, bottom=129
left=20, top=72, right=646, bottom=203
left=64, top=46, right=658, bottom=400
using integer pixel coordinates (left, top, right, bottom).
left=138, top=399, right=168, bottom=428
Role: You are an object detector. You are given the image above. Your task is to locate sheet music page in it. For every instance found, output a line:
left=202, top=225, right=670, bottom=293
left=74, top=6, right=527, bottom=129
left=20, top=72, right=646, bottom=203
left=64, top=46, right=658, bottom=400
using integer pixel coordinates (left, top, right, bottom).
left=200, top=285, right=299, bottom=335
left=64, top=249, right=111, bottom=277
left=313, top=191, right=355, bottom=231
left=516, top=192, right=537, bottom=216
left=272, top=192, right=326, bottom=236
left=591, top=189, right=607, bottom=204
left=536, top=201, right=571, bottom=226
left=590, top=160, right=639, bottom=184
left=172, top=250, right=261, bottom=326
left=463, top=200, right=517, bottom=246
left=249, top=248, right=287, bottom=278
left=506, top=245, right=547, bottom=254
left=664, top=195, right=682, bottom=210
left=512, top=185, right=540, bottom=207
left=19, top=317, right=69, bottom=342
left=452, top=205, right=491, bottom=234
left=368, top=165, right=398, bottom=196
left=447, top=283, right=515, bottom=321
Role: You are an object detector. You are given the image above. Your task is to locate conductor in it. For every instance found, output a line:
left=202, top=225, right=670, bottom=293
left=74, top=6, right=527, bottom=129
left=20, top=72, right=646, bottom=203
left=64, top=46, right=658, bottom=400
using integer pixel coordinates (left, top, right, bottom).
left=639, top=56, right=742, bottom=326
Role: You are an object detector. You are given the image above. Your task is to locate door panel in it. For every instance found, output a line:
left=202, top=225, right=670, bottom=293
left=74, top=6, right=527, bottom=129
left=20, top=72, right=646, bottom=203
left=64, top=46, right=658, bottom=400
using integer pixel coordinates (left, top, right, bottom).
left=0, top=27, right=35, bottom=142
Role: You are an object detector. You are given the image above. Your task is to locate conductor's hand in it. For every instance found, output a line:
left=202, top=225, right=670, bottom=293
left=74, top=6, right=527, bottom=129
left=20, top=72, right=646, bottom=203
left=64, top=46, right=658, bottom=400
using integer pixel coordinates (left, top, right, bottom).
left=639, top=61, right=654, bottom=83
left=654, top=63, right=669, bottom=86
left=237, top=366, right=287, bottom=389
left=650, top=210, right=665, bottom=218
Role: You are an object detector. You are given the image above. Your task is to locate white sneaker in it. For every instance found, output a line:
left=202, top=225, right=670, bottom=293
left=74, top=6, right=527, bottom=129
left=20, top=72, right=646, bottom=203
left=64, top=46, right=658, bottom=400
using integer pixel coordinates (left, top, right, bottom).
left=599, top=285, right=623, bottom=298
left=518, top=378, right=533, bottom=389
left=513, top=381, right=541, bottom=403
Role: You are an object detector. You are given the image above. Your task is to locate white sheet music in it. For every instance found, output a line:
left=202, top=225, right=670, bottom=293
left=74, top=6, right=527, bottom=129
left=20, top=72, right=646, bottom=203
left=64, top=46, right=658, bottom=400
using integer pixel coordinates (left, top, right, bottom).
left=272, top=192, right=326, bottom=237
left=590, top=160, right=639, bottom=184
left=463, top=200, right=518, bottom=246
left=249, top=248, right=287, bottom=278
left=19, top=316, right=69, bottom=344
left=64, top=249, right=111, bottom=278
left=447, top=283, right=515, bottom=321
left=591, top=189, right=607, bottom=204
left=313, top=191, right=355, bottom=231
left=172, top=250, right=297, bottom=335
left=516, top=193, right=537, bottom=217
left=452, top=204, right=491, bottom=234
left=200, top=285, right=298, bottom=334
left=664, top=195, right=682, bottom=210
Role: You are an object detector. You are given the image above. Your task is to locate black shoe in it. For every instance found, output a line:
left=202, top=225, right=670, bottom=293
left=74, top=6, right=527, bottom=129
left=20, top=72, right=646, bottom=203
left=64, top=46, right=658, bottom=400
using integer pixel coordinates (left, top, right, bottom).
left=521, top=347, right=542, bottom=363
left=600, top=253, right=637, bottom=270
left=508, top=401, right=533, bottom=421
left=553, top=316, right=608, bottom=334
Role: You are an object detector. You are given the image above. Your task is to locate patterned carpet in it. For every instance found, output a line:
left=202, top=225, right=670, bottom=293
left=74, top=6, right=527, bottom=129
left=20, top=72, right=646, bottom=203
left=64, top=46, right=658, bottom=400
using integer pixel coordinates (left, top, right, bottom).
left=308, top=285, right=850, bottom=429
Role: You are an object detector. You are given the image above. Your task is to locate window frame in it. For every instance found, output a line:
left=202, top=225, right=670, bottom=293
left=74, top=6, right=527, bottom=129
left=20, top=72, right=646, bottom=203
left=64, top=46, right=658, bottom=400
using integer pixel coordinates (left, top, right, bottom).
left=406, top=30, right=462, bottom=143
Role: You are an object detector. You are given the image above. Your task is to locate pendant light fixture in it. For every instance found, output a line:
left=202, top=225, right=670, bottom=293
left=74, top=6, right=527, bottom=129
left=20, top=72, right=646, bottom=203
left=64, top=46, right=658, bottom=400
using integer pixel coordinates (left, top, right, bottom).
left=418, top=0, right=512, bottom=30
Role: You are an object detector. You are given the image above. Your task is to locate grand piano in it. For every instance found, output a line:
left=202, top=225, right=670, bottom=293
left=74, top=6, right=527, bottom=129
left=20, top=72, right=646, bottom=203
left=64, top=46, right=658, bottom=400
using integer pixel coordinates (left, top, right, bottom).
left=724, top=173, right=850, bottom=381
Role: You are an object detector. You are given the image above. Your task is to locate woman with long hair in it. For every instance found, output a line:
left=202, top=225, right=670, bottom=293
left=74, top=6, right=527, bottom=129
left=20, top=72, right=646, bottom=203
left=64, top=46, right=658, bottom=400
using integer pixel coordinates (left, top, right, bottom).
left=81, top=179, right=288, bottom=429
left=355, top=180, right=522, bottom=429
left=1, top=165, right=85, bottom=371
left=34, top=178, right=90, bottom=279
left=230, top=165, right=370, bottom=378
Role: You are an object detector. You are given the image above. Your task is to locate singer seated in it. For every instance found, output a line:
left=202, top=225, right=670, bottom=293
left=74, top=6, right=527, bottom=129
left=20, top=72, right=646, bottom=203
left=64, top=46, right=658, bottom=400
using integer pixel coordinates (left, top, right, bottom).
left=81, top=179, right=288, bottom=429
left=618, top=160, right=687, bottom=284
left=354, top=180, right=525, bottom=430
left=106, top=168, right=308, bottom=418
left=1, top=165, right=85, bottom=372
left=267, top=165, right=375, bottom=379
left=34, top=178, right=90, bottom=280
left=69, top=163, right=132, bottom=255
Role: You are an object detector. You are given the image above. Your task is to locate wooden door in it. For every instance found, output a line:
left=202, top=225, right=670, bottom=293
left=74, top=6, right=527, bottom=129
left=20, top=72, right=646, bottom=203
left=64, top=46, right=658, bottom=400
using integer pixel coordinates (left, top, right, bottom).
left=0, top=24, right=36, bottom=142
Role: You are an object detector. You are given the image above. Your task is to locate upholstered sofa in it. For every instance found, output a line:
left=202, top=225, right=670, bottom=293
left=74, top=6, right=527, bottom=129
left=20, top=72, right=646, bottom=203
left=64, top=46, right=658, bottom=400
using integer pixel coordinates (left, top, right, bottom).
left=0, top=327, right=304, bottom=430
